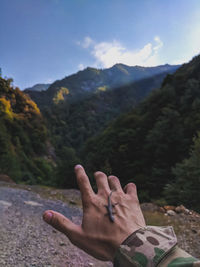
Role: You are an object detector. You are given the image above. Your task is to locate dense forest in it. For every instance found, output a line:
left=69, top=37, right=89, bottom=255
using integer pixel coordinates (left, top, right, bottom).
left=42, top=71, right=173, bottom=153
left=1, top=56, right=200, bottom=210
left=0, top=78, right=55, bottom=185
left=82, top=55, right=200, bottom=210
left=25, top=64, right=178, bottom=188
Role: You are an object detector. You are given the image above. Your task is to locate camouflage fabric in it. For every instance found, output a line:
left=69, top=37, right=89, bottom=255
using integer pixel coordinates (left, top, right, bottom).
left=113, top=226, right=200, bottom=267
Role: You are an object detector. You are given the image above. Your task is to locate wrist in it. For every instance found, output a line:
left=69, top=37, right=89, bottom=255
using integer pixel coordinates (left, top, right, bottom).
left=113, top=226, right=177, bottom=266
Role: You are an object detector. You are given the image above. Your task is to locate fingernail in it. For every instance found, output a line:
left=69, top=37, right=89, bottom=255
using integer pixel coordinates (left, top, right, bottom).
left=75, top=164, right=83, bottom=170
left=43, top=211, right=53, bottom=223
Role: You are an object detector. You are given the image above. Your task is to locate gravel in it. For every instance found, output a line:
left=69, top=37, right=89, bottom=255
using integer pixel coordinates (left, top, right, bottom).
left=0, top=186, right=112, bottom=267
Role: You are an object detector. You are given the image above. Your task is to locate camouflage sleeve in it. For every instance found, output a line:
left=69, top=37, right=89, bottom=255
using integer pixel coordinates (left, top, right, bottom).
left=113, top=226, right=200, bottom=266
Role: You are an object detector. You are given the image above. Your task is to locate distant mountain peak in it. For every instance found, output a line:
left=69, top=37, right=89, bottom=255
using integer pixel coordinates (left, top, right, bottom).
left=24, top=83, right=50, bottom=92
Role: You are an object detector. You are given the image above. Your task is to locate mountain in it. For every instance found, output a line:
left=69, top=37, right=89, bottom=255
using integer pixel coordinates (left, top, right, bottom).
left=26, top=64, right=179, bottom=108
left=44, top=71, right=177, bottom=153
left=0, top=77, right=54, bottom=184
left=82, top=55, right=200, bottom=205
left=24, top=83, right=50, bottom=92
left=29, top=64, right=179, bottom=188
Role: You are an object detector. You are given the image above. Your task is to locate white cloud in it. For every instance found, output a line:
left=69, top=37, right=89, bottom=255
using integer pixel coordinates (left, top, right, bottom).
left=93, top=37, right=163, bottom=68
left=78, top=36, right=164, bottom=68
left=78, top=36, right=94, bottom=49
left=153, top=36, right=163, bottom=52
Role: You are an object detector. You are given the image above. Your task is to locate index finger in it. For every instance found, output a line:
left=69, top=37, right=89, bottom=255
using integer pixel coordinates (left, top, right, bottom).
left=74, top=165, right=95, bottom=206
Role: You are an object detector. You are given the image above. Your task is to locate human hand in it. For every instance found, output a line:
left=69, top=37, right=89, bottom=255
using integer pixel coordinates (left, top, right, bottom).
left=43, top=165, right=146, bottom=261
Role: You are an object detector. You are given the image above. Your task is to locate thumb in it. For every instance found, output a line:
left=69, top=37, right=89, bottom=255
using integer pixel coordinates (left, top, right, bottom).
left=43, top=210, right=81, bottom=241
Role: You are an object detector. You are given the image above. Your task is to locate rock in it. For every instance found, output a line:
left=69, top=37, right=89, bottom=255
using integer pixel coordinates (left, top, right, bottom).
left=0, top=200, right=12, bottom=207
left=164, top=205, right=176, bottom=211
left=158, top=207, right=165, bottom=213
left=24, top=201, right=43, bottom=207
left=185, top=209, right=190, bottom=214
left=191, top=228, right=197, bottom=234
left=0, top=174, right=15, bottom=183
left=59, top=242, right=66, bottom=246
left=69, top=200, right=77, bottom=205
left=175, top=205, right=187, bottom=214
left=167, top=210, right=176, bottom=216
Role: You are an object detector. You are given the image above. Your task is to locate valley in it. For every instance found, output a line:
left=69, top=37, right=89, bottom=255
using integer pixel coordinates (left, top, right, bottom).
left=1, top=57, right=200, bottom=211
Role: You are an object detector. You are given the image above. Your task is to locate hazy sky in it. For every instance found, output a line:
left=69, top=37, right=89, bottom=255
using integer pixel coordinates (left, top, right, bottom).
left=0, top=0, right=200, bottom=89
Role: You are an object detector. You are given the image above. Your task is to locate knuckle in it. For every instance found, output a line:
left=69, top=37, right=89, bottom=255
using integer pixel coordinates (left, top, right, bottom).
left=86, top=192, right=93, bottom=201
left=117, top=191, right=124, bottom=200
left=109, top=175, right=119, bottom=183
left=98, top=189, right=110, bottom=198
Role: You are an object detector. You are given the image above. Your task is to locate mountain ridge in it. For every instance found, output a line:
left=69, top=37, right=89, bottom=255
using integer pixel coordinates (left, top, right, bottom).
left=24, top=83, right=50, bottom=92
left=25, top=63, right=179, bottom=108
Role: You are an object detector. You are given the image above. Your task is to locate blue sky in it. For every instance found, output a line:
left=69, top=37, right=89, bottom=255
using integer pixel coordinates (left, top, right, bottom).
left=0, top=0, right=200, bottom=89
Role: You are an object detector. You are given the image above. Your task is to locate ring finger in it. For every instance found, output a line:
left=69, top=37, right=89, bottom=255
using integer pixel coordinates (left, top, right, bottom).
left=94, top=171, right=110, bottom=194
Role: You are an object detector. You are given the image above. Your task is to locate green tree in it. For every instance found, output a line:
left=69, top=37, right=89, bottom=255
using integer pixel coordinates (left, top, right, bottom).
left=164, top=132, right=200, bottom=211
left=56, top=146, right=80, bottom=188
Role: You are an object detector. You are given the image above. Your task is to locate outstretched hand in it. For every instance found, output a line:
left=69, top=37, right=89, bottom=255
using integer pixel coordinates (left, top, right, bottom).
left=43, top=165, right=146, bottom=261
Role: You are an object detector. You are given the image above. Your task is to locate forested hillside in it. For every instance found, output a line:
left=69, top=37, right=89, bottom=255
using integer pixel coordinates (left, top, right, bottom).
left=25, top=64, right=179, bottom=108
left=43, top=71, right=172, bottom=152
left=23, top=64, right=179, bottom=188
left=2, top=64, right=178, bottom=189
left=0, top=78, right=54, bottom=184
left=2, top=56, right=200, bottom=211
left=82, top=55, right=200, bottom=210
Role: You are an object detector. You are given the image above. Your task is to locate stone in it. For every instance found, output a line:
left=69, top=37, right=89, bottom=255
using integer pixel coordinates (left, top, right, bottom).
left=158, top=207, right=165, bottom=213
left=69, top=200, right=77, bottom=205
left=24, top=201, right=43, bottom=207
left=0, top=174, right=15, bottom=183
left=164, top=205, right=176, bottom=211
left=0, top=200, right=12, bottom=207
left=185, top=209, right=190, bottom=214
left=175, top=205, right=187, bottom=214
left=59, top=242, right=66, bottom=246
left=191, top=228, right=197, bottom=234
left=167, top=210, right=176, bottom=216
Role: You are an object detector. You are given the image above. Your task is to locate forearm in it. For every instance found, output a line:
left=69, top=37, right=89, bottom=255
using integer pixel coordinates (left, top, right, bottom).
left=113, top=226, right=199, bottom=267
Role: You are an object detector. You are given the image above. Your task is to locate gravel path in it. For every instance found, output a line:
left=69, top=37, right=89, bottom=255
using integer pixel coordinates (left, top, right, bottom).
left=1, top=183, right=199, bottom=266
left=0, top=185, right=112, bottom=267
